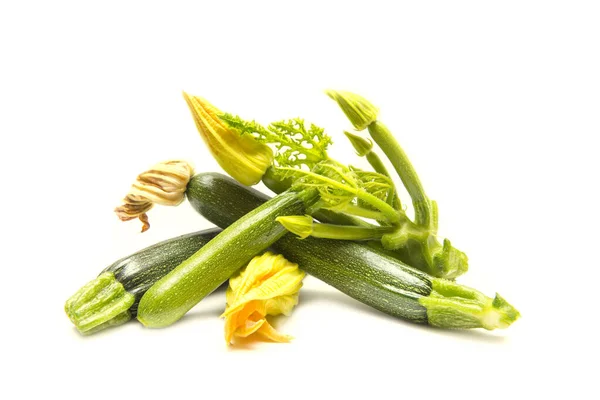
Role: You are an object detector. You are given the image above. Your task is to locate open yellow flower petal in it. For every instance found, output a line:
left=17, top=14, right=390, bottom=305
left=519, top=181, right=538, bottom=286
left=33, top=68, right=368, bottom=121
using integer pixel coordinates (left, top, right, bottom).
left=223, top=266, right=304, bottom=318
left=222, top=252, right=305, bottom=345
left=256, top=320, right=293, bottom=343
left=265, top=295, right=300, bottom=317
left=233, top=319, right=265, bottom=339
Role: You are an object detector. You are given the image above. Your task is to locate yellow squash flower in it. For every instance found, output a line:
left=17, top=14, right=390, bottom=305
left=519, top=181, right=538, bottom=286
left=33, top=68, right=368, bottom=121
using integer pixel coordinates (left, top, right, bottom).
left=221, top=252, right=305, bottom=345
left=182, top=92, right=273, bottom=186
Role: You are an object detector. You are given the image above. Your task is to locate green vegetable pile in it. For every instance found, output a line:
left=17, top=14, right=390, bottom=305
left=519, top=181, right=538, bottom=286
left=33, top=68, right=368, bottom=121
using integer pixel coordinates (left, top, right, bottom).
left=65, top=90, right=520, bottom=340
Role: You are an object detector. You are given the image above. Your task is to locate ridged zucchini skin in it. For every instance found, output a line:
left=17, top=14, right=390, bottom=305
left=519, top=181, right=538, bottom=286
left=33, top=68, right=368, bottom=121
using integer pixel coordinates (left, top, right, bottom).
left=136, top=178, right=317, bottom=328
left=187, top=173, right=432, bottom=324
left=103, top=228, right=221, bottom=316
left=65, top=228, right=222, bottom=334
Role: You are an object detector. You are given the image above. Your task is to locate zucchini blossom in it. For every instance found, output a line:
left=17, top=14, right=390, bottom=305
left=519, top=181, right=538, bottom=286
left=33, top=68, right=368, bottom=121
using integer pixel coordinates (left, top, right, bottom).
left=182, top=92, right=273, bottom=186
left=221, top=252, right=305, bottom=345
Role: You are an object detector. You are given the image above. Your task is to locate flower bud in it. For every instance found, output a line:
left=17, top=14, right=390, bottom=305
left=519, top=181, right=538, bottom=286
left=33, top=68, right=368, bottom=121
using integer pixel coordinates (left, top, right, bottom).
left=182, top=92, right=273, bottom=185
left=343, top=131, right=373, bottom=157
left=325, top=90, right=379, bottom=131
left=275, top=215, right=315, bottom=239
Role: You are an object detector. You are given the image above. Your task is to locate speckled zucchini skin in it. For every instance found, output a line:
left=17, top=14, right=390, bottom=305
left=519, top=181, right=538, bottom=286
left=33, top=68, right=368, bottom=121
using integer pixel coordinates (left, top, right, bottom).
left=103, top=228, right=221, bottom=316
left=187, top=172, right=432, bottom=324
left=137, top=176, right=316, bottom=328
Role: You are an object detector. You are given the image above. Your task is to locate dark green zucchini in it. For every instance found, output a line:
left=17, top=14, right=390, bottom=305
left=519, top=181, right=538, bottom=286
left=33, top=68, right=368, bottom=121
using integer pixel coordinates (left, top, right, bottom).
left=136, top=184, right=318, bottom=328
left=186, top=173, right=520, bottom=330
left=188, top=173, right=430, bottom=323
left=65, top=228, right=221, bottom=334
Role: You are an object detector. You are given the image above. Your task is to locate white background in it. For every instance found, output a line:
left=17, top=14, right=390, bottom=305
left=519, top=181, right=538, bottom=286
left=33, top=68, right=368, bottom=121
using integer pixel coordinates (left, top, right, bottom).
left=1, top=1, right=598, bottom=398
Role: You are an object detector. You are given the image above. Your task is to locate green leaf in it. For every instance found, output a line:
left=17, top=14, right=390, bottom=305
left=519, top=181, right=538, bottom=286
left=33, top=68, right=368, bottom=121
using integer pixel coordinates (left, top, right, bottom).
left=219, top=113, right=332, bottom=170
left=276, top=160, right=400, bottom=223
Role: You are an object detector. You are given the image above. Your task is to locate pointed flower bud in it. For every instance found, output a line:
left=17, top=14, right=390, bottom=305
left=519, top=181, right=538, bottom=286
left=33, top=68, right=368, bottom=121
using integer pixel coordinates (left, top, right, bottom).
left=275, top=215, right=315, bottom=239
left=115, top=160, right=194, bottom=232
left=325, top=90, right=379, bottom=131
left=182, top=92, right=273, bottom=186
left=344, top=131, right=373, bottom=157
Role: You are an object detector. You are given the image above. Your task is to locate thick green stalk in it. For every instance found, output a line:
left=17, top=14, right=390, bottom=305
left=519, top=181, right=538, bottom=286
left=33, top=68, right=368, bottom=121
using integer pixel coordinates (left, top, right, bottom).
left=381, top=222, right=468, bottom=280
left=368, top=121, right=433, bottom=228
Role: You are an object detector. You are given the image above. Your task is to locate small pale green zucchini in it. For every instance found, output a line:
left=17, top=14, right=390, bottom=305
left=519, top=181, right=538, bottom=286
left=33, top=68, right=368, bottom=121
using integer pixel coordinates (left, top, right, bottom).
left=65, top=228, right=221, bottom=334
left=136, top=178, right=318, bottom=328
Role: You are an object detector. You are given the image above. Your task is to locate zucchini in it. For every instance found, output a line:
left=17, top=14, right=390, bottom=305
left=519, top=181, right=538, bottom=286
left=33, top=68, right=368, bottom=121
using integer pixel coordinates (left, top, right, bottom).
left=136, top=182, right=318, bottom=328
left=65, top=228, right=221, bottom=334
left=186, top=172, right=520, bottom=330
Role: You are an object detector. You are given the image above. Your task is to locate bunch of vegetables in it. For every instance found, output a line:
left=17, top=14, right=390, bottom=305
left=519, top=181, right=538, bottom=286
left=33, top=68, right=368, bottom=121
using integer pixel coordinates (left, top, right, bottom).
left=65, top=90, right=520, bottom=343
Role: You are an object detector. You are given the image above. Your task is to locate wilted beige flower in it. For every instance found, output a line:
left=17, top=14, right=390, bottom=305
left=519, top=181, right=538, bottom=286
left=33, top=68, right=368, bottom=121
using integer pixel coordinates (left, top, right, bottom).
left=115, top=160, right=194, bottom=232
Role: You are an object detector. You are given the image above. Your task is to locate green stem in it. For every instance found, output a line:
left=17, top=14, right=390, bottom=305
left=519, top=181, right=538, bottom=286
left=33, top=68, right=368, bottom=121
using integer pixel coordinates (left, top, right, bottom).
left=263, top=167, right=374, bottom=228
left=382, top=224, right=468, bottom=279
left=313, top=209, right=376, bottom=227
left=381, top=217, right=428, bottom=248
left=419, top=279, right=520, bottom=330
left=281, top=167, right=400, bottom=224
left=344, top=131, right=401, bottom=210
left=312, top=222, right=394, bottom=240
left=277, top=215, right=394, bottom=240
left=65, top=272, right=135, bottom=334
left=366, top=151, right=402, bottom=209
left=324, top=203, right=387, bottom=221
left=368, top=121, right=433, bottom=228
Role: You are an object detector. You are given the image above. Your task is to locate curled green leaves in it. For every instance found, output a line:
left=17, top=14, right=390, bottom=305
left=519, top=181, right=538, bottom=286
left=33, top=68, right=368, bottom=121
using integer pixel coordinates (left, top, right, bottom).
left=277, top=160, right=400, bottom=224
left=219, top=114, right=332, bottom=170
